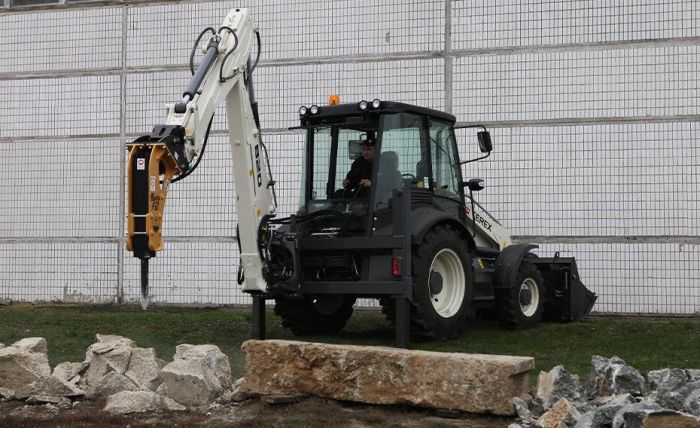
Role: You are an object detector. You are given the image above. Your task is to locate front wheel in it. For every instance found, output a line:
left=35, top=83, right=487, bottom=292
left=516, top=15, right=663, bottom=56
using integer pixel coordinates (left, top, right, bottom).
left=406, top=225, right=472, bottom=339
left=497, top=259, right=544, bottom=329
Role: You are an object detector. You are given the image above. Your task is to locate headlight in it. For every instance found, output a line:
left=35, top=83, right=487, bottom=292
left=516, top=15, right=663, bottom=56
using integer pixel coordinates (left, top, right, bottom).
left=371, top=98, right=381, bottom=109
left=298, top=106, right=308, bottom=116
left=310, top=105, right=319, bottom=115
left=358, top=100, right=368, bottom=111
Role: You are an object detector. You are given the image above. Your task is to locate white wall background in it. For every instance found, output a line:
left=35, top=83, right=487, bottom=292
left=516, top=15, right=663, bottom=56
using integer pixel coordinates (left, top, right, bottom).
left=0, top=0, right=698, bottom=314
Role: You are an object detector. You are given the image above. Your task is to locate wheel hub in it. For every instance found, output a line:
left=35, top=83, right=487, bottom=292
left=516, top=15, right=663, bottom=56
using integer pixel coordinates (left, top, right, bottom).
left=428, top=249, right=466, bottom=318
left=429, top=271, right=443, bottom=295
left=519, top=278, right=540, bottom=317
left=519, top=288, right=532, bottom=306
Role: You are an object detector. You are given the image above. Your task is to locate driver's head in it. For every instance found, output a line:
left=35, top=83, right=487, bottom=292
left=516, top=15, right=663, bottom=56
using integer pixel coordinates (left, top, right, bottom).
left=361, top=133, right=376, bottom=160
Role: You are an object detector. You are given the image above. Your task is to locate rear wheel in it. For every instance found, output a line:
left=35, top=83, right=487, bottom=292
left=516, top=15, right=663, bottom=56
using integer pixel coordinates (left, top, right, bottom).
left=274, top=295, right=356, bottom=335
left=381, top=225, right=472, bottom=339
left=497, top=258, right=544, bottom=329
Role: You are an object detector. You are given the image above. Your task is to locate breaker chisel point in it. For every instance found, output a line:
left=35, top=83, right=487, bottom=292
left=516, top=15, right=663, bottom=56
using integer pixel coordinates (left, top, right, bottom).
left=140, top=258, right=150, bottom=310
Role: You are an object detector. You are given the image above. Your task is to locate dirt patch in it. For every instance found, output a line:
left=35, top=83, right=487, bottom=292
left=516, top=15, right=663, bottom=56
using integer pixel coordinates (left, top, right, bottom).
left=0, top=396, right=515, bottom=427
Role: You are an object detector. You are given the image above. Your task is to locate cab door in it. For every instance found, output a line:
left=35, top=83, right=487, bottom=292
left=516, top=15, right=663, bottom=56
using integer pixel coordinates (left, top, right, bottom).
left=428, top=120, right=465, bottom=221
left=372, top=112, right=430, bottom=212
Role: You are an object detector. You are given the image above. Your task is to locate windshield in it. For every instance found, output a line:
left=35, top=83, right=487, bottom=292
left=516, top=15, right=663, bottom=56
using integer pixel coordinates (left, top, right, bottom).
left=300, top=123, right=377, bottom=214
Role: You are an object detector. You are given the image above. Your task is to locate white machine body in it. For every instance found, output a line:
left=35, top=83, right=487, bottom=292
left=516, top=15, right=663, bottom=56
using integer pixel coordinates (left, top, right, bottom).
left=161, top=8, right=275, bottom=293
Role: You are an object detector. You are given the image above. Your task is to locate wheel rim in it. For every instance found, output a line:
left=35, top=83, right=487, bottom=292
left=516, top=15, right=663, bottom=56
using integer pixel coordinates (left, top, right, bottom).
left=428, top=249, right=466, bottom=318
left=519, top=278, right=540, bottom=317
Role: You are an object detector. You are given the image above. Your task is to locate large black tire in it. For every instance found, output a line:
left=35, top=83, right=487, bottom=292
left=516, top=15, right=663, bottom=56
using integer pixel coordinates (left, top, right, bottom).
left=381, top=225, right=472, bottom=339
left=497, top=258, right=545, bottom=329
left=274, top=295, right=356, bottom=335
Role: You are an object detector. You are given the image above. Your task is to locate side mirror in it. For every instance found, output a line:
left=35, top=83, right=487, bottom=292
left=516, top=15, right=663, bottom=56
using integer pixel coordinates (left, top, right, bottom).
left=477, top=131, right=492, bottom=153
left=460, top=178, right=485, bottom=192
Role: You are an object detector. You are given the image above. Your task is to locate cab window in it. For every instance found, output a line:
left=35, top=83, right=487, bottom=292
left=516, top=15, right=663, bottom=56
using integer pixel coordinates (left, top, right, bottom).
left=430, top=121, right=460, bottom=200
left=375, top=113, right=426, bottom=209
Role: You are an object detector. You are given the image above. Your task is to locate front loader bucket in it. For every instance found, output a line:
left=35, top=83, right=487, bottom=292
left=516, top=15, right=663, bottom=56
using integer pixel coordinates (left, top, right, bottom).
left=531, top=255, right=597, bottom=322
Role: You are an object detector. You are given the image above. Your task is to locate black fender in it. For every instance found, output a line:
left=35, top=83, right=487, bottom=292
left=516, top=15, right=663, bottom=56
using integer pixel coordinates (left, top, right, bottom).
left=411, top=206, right=476, bottom=252
left=494, top=243, right=538, bottom=289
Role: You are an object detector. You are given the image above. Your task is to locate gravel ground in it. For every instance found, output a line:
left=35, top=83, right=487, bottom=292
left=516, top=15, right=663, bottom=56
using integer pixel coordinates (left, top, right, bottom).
left=0, top=395, right=515, bottom=427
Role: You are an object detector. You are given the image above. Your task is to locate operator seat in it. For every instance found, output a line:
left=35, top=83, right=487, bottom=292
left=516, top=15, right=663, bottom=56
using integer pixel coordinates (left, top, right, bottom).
left=375, top=151, right=403, bottom=208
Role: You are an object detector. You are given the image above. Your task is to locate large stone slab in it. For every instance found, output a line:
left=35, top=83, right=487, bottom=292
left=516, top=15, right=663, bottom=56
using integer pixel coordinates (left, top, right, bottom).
left=239, top=340, right=535, bottom=415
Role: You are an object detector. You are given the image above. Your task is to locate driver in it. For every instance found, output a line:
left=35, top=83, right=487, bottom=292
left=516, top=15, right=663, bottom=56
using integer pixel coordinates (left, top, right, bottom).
left=342, top=133, right=376, bottom=195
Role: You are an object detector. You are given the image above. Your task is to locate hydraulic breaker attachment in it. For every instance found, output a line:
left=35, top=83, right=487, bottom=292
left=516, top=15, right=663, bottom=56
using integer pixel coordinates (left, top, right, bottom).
left=531, top=254, right=597, bottom=322
left=126, top=125, right=188, bottom=309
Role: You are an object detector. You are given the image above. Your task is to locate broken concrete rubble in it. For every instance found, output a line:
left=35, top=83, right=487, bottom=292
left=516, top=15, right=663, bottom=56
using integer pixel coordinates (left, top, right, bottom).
left=685, top=390, right=700, bottom=417
left=12, top=338, right=48, bottom=356
left=26, top=395, right=72, bottom=409
left=512, top=357, right=700, bottom=428
left=218, top=377, right=248, bottom=403
left=160, top=344, right=232, bottom=407
left=0, top=387, right=15, bottom=400
left=104, top=390, right=186, bottom=414
left=581, top=393, right=635, bottom=428
left=80, top=335, right=137, bottom=398
left=88, top=371, right=139, bottom=399
left=0, top=335, right=235, bottom=413
left=22, top=374, right=84, bottom=398
left=1, top=333, right=697, bottom=424
left=125, top=347, right=164, bottom=391
left=512, top=396, right=532, bottom=420
left=537, top=365, right=585, bottom=411
left=74, top=334, right=169, bottom=401
left=611, top=401, right=665, bottom=428
left=82, top=344, right=132, bottom=386
left=536, top=397, right=581, bottom=428
left=648, top=368, right=689, bottom=390
left=585, top=355, right=645, bottom=399
left=173, top=344, right=231, bottom=390
left=52, top=361, right=86, bottom=385
left=239, top=339, right=535, bottom=415
left=647, top=368, right=700, bottom=411
left=0, top=344, right=51, bottom=390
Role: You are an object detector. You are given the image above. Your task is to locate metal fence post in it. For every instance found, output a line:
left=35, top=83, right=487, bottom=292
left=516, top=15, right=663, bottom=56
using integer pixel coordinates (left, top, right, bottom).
left=117, top=3, right=128, bottom=304
left=444, top=0, right=453, bottom=115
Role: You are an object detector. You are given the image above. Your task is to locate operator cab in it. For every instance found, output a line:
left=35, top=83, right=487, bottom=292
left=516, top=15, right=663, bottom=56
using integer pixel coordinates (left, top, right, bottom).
left=295, top=100, right=467, bottom=235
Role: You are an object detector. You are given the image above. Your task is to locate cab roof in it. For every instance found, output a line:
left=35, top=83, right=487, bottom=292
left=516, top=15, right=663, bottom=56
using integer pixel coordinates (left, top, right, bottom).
left=297, top=101, right=456, bottom=127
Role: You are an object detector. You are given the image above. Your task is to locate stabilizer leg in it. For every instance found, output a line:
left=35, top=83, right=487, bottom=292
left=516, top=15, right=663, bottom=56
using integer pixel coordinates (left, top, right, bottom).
left=395, top=297, right=410, bottom=349
left=251, top=295, right=266, bottom=339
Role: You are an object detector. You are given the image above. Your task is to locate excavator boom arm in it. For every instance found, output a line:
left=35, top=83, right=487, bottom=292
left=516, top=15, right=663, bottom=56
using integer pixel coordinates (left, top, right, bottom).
left=126, top=8, right=276, bottom=306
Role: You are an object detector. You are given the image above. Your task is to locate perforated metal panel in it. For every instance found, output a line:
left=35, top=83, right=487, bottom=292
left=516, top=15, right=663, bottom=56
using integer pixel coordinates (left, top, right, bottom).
left=0, top=0, right=698, bottom=314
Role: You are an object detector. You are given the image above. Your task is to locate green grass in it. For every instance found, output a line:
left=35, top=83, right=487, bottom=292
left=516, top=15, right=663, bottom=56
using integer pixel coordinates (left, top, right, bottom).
left=0, top=304, right=698, bottom=381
